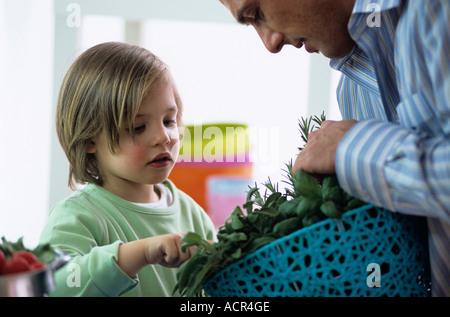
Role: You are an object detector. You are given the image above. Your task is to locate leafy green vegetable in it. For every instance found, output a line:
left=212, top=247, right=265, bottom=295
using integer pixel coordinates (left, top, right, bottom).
left=174, top=113, right=365, bottom=297
left=0, top=236, right=55, bottom=264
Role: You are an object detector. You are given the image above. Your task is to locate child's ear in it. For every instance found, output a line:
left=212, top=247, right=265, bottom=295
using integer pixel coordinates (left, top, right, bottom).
left=86, top=140, right=96, bottom=154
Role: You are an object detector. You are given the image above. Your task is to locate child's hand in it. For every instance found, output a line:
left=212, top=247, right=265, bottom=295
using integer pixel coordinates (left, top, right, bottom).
left=117, top=233, right=196, bottom=277
left=144, top=233, right=195, bottom=268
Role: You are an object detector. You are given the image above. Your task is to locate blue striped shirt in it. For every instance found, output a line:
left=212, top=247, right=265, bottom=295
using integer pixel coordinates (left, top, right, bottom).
left=331, top=0, right=450, bottom=296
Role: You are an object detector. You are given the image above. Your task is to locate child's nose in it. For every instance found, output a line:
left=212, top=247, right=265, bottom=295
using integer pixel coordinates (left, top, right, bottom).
left=151, top=126, right=171, bottom=146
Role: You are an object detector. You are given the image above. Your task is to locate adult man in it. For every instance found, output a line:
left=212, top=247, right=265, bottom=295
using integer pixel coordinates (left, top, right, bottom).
left=219, top=0, right=449, bottom=296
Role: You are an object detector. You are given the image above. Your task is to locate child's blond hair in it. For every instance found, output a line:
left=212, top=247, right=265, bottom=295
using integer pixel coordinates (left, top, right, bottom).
left=56, top=42, right=183, bottom=189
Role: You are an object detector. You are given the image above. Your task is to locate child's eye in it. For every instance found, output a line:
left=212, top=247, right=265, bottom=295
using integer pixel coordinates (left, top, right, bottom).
left=164, top=119, right=177, bottom=126
left=132, top=125, right=146, bottom=133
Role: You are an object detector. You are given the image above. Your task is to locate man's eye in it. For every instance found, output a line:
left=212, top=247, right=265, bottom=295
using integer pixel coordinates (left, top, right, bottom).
left=253, top=9, right=261, bottom=22
left=253, top=7, right=264, bottom=23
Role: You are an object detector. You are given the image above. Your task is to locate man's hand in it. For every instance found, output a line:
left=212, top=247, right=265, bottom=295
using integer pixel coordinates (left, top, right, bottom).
left=293, top=120, right=357, bottom=176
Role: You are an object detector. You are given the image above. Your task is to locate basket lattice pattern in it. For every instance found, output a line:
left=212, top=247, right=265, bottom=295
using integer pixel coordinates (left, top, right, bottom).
left=204, top=205, right=431, bottom=297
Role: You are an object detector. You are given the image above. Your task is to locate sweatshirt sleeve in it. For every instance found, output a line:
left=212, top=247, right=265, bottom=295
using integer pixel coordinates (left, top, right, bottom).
left=40, top=200, right=137, bottom=297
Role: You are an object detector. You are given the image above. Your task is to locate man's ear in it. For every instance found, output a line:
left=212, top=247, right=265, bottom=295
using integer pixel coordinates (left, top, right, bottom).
left=86, top=140, right=96, bottom=154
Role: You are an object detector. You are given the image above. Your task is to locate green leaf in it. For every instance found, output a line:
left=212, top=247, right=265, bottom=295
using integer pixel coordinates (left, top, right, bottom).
left=247, top=236, right=277, bottom=254
left=272, top=217, right=301, bottom=236
left=175, top=253, right=207, bottom=295
left=222, top=206, right=246, bottom=231
left=320, top=200, right=342, bottom=219
left=231, top=213, right=244, bottom=230
left=321, top=175, right=339, bottom=192
left=231, top=248, right=242, bottom=259
left=264, top=192, right=282, bottom=208
left=217, top=232, right=248, bottom=244
left=295, top=197, right=320, bottom=218
left=297, top=116, right=315, bottom=150
left=344, top=197, right=365, bottom=211
left=312, top=111, right=326, bottom=126
left=181, top=232, right=214, bottom=253
left=33, top=243, right=56, bottom=264
left=294, top=171, right=321, bottom=199
left=278, top=198, right=300, bottom=217
left=254, top=207, right=280, bottom=218
left=1, top=237, right=55, bottom=264
left=262, top=177, right=278, bottom=195
left=302, top=212, right=323, bottom=227
left=323, top=186, right=343, bottom=204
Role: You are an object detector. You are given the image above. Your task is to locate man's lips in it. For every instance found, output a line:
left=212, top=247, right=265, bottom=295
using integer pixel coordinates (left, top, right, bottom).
left=296, top=38, right=305, bottom=49
left=300, top=39, right=319, bottom=53
left=294, top=38, right=317, bottom=53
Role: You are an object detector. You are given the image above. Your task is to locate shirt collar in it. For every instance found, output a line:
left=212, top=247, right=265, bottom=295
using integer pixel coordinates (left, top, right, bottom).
left=331, top=0, right=402, bottom=69
left=352, top=0, right=401, bottom=14
left=348, top=0, right=402, bottom=40
left=330, top=45, right=380, bottom=95
left=330, top=48, right=354, bottom=71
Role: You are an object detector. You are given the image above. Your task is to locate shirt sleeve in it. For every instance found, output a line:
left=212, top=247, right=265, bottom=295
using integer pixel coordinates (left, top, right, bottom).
left=335, top=1, right=450, bottom=222
left=336, top=118, right=450, bottom=222
left=40, top=200, right=138, bottom=297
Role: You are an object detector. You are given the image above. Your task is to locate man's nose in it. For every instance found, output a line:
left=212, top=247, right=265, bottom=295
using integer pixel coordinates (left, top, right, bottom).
left=255, top=25, right=285, bottom=54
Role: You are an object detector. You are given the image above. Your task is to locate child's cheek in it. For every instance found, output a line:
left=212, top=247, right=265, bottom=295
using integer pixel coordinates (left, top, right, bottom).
left=129, top=144, right=148, bottom=163
left=171, top=138, right=180, bottom=161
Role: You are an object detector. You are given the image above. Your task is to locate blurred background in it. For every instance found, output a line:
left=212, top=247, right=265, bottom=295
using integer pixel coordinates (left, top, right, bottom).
left=0, top=0, right=342, bottom=246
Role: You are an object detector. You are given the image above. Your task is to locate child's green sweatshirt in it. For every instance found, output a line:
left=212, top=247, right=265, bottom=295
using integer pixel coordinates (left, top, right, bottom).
left=39, top=180, right=216, bottom=297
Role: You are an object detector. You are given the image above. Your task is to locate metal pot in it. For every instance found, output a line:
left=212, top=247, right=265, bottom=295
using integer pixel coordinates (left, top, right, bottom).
left=0, top=248, right=70, bottom=297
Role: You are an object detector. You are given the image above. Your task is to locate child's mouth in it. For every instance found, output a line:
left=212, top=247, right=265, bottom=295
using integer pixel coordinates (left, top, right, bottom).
left=148, top=153, right=172, bottom=167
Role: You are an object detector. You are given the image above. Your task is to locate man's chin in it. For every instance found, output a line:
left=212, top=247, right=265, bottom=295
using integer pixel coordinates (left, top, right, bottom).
left=320, top=44, right=355, bottom=59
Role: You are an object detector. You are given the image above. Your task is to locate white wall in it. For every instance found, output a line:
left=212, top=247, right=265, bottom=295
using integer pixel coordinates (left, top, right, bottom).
left=0, top=0, right=54, bottom=247
left=0, top=0, right=342, bottom=247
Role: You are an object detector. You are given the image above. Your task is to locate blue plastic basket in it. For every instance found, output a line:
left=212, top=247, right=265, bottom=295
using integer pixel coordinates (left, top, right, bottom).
left=203, top=205, right=431, bottom=297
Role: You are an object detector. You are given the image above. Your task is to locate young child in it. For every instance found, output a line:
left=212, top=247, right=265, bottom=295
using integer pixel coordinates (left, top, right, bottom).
left=40, top=42, right=216, bottom=297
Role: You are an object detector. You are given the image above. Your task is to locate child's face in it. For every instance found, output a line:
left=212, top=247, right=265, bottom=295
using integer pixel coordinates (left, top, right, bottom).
left=91, top=81, right=181, bottom=202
